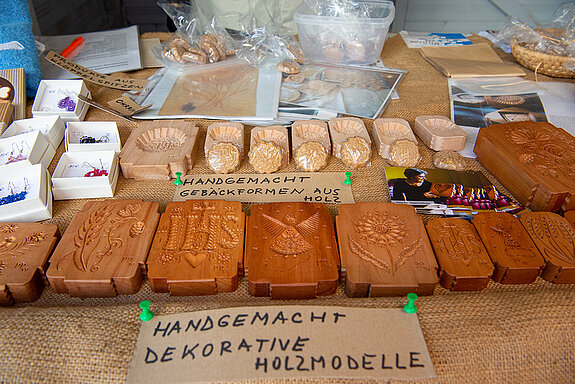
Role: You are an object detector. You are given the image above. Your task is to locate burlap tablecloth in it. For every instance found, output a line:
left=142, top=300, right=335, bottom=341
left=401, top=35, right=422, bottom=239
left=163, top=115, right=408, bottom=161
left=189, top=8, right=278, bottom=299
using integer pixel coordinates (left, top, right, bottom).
left=1, top=34, right=574, bottom=384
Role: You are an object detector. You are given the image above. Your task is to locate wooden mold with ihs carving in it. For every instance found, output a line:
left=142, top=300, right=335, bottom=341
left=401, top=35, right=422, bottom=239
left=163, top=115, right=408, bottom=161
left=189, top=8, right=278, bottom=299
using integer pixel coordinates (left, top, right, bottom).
left=147, top=200, right=244, bottom=295
left=46, top=200, right=160, bottom=297
left=0, top=223, right=60, bottom=305
left=426, top=218, right=494, bottom=291
left=336, top=202, right=438, bottom=297
left=520, top=212, right=575, bottom=284
left=474, top=121, right=575, bottom=212
left=472, top=212, right=545, bottom=284
left=244, top=202, right=339, bottom=299
left=120, top=120, right=200, bottom=180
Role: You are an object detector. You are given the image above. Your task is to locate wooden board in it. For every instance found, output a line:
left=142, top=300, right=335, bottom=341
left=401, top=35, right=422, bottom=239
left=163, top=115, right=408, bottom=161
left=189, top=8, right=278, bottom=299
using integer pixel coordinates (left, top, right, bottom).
left=46, top=200, right=160, bottom=297
left=519, top=212, right=575, bottom=284
left=147, top=200, right=244, bottom=295
left=565, top=211, right=575, bottom=230
left=426, top=218, right=494, bottom=291
left=0, top=223, right=60, bottom=305
left=244, top=202, right=339, bottom=299
left=336, top=202, right=438, bottom=297
left=474, top=121, right=575, bottom=212
left=472, top=212, right=545, bottom=284
left=119, top=120, right=200, bottom=180
left=413, top=115, right=466, bottom=151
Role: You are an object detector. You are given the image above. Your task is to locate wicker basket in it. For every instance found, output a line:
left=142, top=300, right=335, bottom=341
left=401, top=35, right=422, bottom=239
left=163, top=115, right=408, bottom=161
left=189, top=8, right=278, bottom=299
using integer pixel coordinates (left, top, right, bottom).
left=511, top=42, right=575, bottom=78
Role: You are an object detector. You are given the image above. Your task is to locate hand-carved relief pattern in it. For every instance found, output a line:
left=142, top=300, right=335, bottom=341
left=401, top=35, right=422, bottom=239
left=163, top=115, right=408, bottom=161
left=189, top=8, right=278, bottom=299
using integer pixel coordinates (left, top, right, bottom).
left=351, top=211, right=422, bottom=274
left=431, top=221, right=484, bottom=266
left=0, top=231, right=47, bottom=260
left=507, top=125, right=575, bottom=179
left=489, top=217, right=538, bottom=265
left=522, top=214, right=575, bottom=265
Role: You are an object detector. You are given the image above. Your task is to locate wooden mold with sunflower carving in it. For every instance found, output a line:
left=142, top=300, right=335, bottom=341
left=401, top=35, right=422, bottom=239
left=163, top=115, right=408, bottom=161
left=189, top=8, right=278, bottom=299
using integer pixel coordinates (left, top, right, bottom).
left=46, top=200, right=160, bottom=297
left=336, top=202, right=438, bottom=297
left=474, top=121, right=575, bottom=212
left=244, top=202, right=339, bottom=299
left=147, top=200, right=244, bottom=295
left=0, top=223, right=60, bottom=305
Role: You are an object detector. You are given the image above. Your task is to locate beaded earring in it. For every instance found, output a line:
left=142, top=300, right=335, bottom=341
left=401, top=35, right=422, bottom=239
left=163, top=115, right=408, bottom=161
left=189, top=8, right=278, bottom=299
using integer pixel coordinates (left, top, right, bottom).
left=5, top=142, right=27, bottom=164
left=0, top=179, right=28, bottom=205
left=57, top=96, right=76, bottom=112
left=83, top=159, right=108, bottom=177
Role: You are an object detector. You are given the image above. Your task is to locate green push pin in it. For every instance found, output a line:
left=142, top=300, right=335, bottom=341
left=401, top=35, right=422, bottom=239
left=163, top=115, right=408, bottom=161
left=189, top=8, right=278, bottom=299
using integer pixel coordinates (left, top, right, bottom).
left=174, top=172, right=183, bottom=186
left=344, top=171, right=352, bottom=185
left=403, top=293, right=418, bottom=314
left=139, top=300, right=154, bottom=321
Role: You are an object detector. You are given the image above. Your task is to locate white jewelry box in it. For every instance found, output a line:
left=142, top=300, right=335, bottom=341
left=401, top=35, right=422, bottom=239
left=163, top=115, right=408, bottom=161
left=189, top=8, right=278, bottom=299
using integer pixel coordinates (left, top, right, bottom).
left=51, top=151, right=119, bottom=200
left=0, top=131, right=55, bottom=171
left=65, top=121, right=121, bottom=153
left=31, top=80, right=90, bottom=122
left=1, top=116, right=65, bottom=150
left=0, top=163, right=52, bottom=222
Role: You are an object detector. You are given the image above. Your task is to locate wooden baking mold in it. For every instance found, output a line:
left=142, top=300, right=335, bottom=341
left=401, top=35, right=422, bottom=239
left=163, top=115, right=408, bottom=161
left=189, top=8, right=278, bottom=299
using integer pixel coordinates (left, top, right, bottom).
left=336, top=202, right=438, bottom=297
left=291, top=120, right=331, bottom=172
left=120, top=120, right=199, bottom=180
left=328, top=117, right=372, bottom=168
left=244, top=202, right=339, bottom=299
left=204, top=122, right=244, bottom=174
left=46, top=200, right=160, bottom=297
left=0, top=223, right=60, bottom=305
left=0, top=102, right=14, bottom=133
left=372, top=118, right=417, bottom=159
left=520, top=212, right=575, bottom=284
left=413, top=115, right=466, bottom=151
left=147, top=200, right=244, bottom=295
left=565, top=211, right=575, bottom=230
left=474, top=121, right=575, bottom=212
left=472, top=212, right=545, bottom=284
left=248, top=126, right=289, bottom=173
left=426, top=218, right=494, bottom=291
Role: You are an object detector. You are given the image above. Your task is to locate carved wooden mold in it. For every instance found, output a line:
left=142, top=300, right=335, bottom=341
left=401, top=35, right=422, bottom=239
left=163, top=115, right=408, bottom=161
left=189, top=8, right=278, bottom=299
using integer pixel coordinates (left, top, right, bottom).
left=147, top=200, right=244, bottom=295
left=0, top=223, right=60, bottom=305
left=248, top=126, right=289, bottom=173
left=204, top=122, right=244, bottom=174
left=414, top=115, right=466, bottom=151
left=291, top=120, right=331, bottom=172
left=336, top=202, right=438, bottom=297
left=46, top=200, right=160, bottom=297
left=372, top=118, right=417, bottom=159
left=328, top=117, right=372, bottom=168
left=120, top=120, right=200, bottom=180
left=472, top=212, right=545, bottom=284
left=244, top=202, right=339, bottom=299
left=426, top=218, right=494, bottom=291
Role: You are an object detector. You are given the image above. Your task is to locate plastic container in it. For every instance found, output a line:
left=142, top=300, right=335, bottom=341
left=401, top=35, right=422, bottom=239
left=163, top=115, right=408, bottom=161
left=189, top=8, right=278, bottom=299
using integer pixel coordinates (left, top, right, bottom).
left=294, top=0, right=395, bottom=65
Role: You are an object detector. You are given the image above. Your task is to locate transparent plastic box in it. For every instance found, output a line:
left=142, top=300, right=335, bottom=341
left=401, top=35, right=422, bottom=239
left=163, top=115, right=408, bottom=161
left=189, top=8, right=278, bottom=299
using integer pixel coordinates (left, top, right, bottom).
left=294, top=0, right=395, bottom=65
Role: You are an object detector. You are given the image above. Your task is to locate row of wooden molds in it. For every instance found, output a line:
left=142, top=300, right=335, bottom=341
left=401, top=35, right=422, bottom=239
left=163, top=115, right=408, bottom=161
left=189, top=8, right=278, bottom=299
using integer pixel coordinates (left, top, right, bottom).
left=2, top=201, right=575, bottom=304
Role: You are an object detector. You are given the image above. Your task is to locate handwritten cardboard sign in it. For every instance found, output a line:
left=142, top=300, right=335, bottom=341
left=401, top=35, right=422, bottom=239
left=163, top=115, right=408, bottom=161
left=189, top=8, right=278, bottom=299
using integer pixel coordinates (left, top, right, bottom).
left=45, top=51, right=148, bottom=90
left=107, top=96, right=151, bottom=116
left=127, top=306, right=435, bottom=383
left=173, top=173, right=354, bottom=204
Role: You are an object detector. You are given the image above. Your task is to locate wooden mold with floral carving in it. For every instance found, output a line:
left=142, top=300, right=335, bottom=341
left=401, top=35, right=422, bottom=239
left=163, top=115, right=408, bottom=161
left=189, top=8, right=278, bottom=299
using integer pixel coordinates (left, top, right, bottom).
left=46, top=200, right=160, bottom=297
left=147, top=200, right=244, bottom=295
left=0, top=223, right=60, bottom=305
left=336, top=202, right=438, bottom=297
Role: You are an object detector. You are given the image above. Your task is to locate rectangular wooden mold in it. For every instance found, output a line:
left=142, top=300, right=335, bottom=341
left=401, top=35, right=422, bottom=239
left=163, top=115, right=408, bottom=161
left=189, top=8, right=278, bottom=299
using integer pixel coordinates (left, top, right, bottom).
left=472, top=212, right=545, bottom=284
left=520, top=212, right=575, bottom=284
left=414, top=115, right=466, bottom=151
left=204, top=122, right=244, bottom=174
left=372, top=118, right=417, bottom=159
left=248, top=126, right=290, bottom=173
left=426, top=218, right=494, bottom=291
left=147, top=200, right=245, bottom=295
left=120, top=120, right=199, bottom=180
left=0, top=102, right=14, bottom=133
left=0, top=223, right=60, bottom=305
left=328, top=117, right=371, bottom=158
left=474, top=121, right=575, bottom=212
left=336, top=202, right=438, bottom=297
left=46, top=199, right=160, bottom=297
left=291, top=120, right=331, bottom=172
left=244, top=202, right=340, bottom=299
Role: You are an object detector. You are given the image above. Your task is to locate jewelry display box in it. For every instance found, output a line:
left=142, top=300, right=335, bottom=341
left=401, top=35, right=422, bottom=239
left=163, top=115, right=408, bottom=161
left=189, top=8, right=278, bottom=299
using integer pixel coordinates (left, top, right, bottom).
left=65, top=121, right=121, bottom=153
left=31, top=80, right=90, bottom=122
left=0, top=130, right=55, bottom=171
left=51, top=151, right=119, bottom=200
left=0, top=163, right=52, bottom=222
left=1, top=116, right=65, bottom=150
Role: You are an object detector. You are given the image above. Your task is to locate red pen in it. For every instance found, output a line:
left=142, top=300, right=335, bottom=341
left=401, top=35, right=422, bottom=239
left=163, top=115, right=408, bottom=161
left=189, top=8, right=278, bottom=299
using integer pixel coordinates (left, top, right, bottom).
left=61, top=36, right=84, bottom=58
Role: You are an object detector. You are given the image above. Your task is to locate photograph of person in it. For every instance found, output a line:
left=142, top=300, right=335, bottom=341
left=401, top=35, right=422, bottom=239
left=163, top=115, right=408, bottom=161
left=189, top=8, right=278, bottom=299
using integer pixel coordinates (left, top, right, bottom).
left=391, top=168, right=438, bottom=202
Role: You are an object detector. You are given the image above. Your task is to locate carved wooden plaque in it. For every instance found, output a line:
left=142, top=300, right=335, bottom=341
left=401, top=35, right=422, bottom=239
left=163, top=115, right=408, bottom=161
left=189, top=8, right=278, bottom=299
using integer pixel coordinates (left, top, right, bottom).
left=336, top=202, right=438, bottom=297
left=46, top=200, right=160, bottom=297
left=520, top=212, right=575, bottom=284
left=426, top=218, right=494, bottom=291
left=120, top=120, right=200, bottom=180
left=0, top=223, right=59, bottom=305
left=472, top=212, right=544, bottom=284
left=565, top=211, right=575, bottom=230
left=147, top=200, right=244, bottom=295
left=474, top=121, right=575, bottom=212
left=244, top=202, right=339, bottom=299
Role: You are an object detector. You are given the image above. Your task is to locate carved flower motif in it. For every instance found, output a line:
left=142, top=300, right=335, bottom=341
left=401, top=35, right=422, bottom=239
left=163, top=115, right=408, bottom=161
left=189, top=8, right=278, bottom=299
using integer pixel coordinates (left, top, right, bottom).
left=129, top=221, right=145, bottom=237
left=118, top=204, right=141, bottom=218
left=0, top=224, right=18, bottom=233
left=509, top=128, right=550, bottom=150
left=29, top=232, right=46, bottom=243
left=518, top=153, right=535, bottom=164
left=354, top=211, right=406, bottom=246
